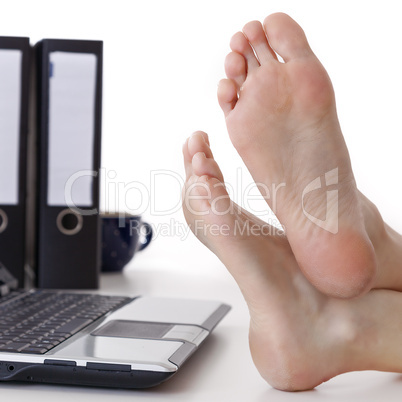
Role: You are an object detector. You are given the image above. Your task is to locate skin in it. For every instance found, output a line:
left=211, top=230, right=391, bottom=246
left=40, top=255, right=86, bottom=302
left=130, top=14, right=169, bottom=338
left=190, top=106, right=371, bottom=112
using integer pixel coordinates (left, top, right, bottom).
left=217, top=13, right=377, bottom=298
left=182, top=131, right=402, bottom=391
left=180, top=13, right=402, bottom=391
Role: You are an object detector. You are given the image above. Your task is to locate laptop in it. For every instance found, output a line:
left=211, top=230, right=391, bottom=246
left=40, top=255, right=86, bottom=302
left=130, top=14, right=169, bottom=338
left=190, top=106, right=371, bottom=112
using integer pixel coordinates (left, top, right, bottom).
left=0, top=264, right=230, bottom=388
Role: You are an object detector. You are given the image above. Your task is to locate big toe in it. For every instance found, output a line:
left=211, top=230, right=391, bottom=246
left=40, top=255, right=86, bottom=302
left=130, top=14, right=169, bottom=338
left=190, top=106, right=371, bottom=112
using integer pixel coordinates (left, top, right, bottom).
left=263, top=12, right=313, bottom=62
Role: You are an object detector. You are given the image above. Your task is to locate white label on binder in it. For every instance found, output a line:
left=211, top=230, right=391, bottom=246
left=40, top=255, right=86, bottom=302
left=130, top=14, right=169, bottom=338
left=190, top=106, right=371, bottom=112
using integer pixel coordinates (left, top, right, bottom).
left=0, top=49, right=22, bottom=205
left=48, top=51, right=97, bottom=207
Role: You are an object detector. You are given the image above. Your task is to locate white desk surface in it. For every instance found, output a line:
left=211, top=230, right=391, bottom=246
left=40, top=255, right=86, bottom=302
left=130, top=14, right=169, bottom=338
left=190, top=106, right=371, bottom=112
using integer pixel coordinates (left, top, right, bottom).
left=1, top=263, right=402, bottom=401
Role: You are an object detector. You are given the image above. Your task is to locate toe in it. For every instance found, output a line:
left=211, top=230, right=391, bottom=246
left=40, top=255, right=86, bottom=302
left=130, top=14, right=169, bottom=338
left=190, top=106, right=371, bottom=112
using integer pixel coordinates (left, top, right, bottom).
left=263, top=13, right=313, bottom=62
left=184, top=131, right=224, bottom=182
left=197, top=130, right=210, bottom=146
left=230, top=31, right=259, bottom=72
left=188, top=131, right=213, bottom=159
left=224, top=52, right=246, bottom=92
left=192, top=151, right=225, bottom=183
left=217, top=78, right=238, bottom=116
left=242, top=20, right=277, bottom=64
left=183, top=131, right=211, bottom=180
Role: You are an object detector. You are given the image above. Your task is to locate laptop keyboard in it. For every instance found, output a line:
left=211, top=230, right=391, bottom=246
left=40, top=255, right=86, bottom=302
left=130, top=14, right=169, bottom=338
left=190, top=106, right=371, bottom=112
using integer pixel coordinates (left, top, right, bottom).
left=0, top=291, right=131, bottom=354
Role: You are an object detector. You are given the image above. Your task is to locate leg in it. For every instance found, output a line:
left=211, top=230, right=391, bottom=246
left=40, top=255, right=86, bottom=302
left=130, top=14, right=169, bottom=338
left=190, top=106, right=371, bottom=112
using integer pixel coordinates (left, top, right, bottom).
left=182, top=132, right=402, bottom=391
left=218, top=13, right=378, bottom=298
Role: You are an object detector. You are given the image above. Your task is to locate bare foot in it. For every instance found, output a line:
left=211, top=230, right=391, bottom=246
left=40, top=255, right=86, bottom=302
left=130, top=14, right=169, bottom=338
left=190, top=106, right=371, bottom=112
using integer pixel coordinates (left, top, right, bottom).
left=182, top=132, right=402, bottom=391
left=217, top=13, right=376, bottom=298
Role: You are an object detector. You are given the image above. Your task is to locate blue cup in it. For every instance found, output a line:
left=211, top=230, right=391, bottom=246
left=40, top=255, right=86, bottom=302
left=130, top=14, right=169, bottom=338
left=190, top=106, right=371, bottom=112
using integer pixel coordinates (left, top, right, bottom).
left=101, top=214, right=153, bottom=272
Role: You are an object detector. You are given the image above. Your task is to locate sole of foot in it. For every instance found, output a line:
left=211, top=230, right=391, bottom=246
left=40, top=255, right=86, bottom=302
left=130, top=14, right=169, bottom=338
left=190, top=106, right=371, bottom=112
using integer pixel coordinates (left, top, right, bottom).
left=217, top=13, right=377, bottom=298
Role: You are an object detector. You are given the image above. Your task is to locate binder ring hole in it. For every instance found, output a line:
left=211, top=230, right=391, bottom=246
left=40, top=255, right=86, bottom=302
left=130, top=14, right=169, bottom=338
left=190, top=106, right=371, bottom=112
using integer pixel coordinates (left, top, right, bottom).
left=57, top=209, right=83, bottom=235
left=0, top=209, right=8, bottom=234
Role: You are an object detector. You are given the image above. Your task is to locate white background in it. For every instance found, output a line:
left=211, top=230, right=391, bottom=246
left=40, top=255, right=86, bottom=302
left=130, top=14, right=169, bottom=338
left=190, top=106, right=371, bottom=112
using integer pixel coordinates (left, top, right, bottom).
left=2, top=0, right=402, bottom=273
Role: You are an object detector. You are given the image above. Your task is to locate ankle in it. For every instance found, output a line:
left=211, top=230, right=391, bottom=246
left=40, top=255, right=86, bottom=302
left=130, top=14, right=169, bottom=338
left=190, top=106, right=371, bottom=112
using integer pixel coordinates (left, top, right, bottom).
left=318, top=298, right=378, bottom=380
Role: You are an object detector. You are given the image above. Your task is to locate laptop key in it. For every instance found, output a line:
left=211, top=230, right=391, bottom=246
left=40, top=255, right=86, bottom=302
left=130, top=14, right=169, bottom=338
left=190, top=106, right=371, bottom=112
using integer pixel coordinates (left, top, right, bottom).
left=30, top=343, right=53, bottom=350
left=0, top=342, right=30, bottom=352
left=0, top=335, right=17, bottom=341
left=13, top=337, right=40, bottom=344
left=43, top=335, right=67, bottom=342
left=53, top=318, right=93, bottom=335
left=37, top=339, right=59, bottom=346
left=21, top=347, right=49, bottom=354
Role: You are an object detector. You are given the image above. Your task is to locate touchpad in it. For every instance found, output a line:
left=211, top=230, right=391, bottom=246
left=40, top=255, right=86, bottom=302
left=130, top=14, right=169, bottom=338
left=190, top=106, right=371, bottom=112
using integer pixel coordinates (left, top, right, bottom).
left=91, top=320, right=174, bottom=339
